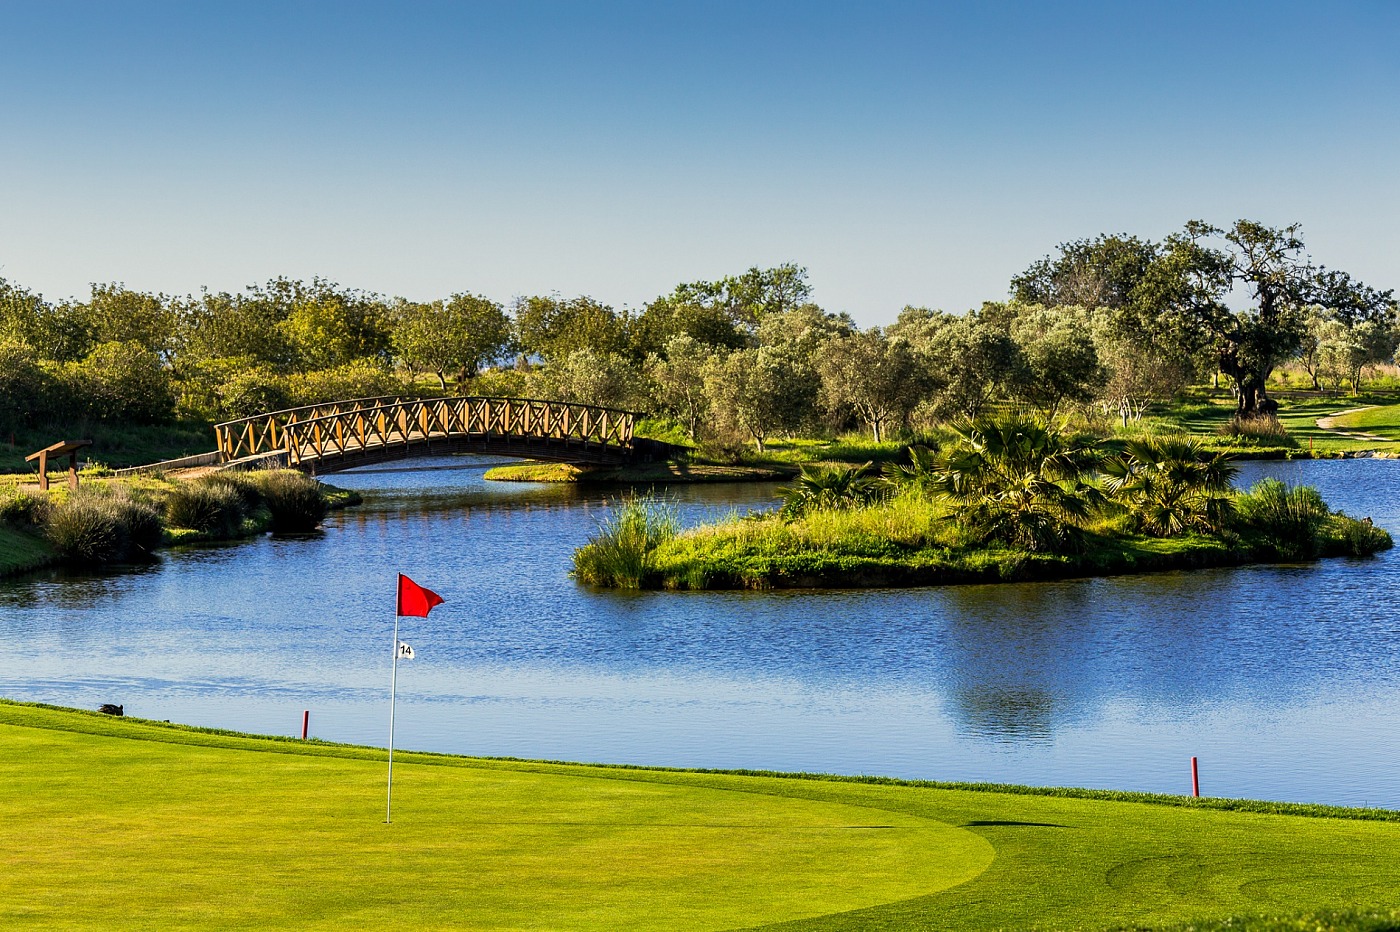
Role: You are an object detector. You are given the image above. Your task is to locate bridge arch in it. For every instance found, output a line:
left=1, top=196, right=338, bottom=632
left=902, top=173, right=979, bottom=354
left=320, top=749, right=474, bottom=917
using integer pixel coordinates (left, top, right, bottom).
left=215, top=396, right=647, bottom=473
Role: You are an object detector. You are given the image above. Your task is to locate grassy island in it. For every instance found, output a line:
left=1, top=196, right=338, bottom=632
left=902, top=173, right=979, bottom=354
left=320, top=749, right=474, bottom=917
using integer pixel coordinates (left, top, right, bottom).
left=484, top=460, right=791, bottom=484
left=574, top=417, right=1392, bottom=590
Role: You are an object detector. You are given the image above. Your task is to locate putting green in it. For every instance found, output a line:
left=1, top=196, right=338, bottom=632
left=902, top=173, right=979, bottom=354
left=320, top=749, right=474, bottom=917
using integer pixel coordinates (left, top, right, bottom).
left=0, top=712, right=993, bottom=931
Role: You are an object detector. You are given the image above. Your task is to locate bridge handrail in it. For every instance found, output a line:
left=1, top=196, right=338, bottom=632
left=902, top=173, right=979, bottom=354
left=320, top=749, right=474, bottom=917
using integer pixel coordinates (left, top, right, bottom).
left=214, top=396, right=410, bottom=431
left=215, top=396, right=641, bottom=464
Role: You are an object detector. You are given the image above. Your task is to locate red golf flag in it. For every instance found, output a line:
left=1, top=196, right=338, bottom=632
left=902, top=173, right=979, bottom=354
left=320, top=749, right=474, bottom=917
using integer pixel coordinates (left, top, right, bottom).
left=397, top=574, right=444, bottom=618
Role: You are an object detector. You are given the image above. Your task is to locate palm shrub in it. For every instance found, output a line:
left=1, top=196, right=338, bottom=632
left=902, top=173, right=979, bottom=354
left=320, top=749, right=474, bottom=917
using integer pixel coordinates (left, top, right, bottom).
left=927, top=415, right=1105, bottom=553
left=1233, top=478, right=1329, bottom=560
left=164, top=477, right=247, bottom=538
left=572, top=494, right=679, bottom=588
left=882, top=445, right=940, bottom=494
left=777, top=462, right=880, bottom=518
left=46, top=484, right=162, bottom=564
left=243, top=470, right=328, bottom=533
left=1101, top=436, right=1237, bottom=536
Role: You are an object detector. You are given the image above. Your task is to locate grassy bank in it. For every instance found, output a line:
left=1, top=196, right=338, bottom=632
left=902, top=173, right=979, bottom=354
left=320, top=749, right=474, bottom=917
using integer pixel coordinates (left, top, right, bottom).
left=0, top=471, right=360, bottom=578
left=0, top=420, right=214, bottom=473
left=0, top=523, right=57, bottom=576
left=3, top=699, right=1399, bottom=931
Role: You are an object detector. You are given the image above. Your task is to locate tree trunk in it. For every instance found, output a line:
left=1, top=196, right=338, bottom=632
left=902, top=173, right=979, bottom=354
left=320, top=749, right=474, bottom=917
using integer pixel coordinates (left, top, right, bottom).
left=434, top=370, right=448, bottom=391
left=1231, top=375, right=1275, bottom=416
left=1219, top=350, right=1275, bottom=417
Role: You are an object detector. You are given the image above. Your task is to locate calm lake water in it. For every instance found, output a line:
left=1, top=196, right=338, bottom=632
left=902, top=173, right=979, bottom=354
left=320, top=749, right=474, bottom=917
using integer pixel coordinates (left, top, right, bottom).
left=2, top=457, right=1398, bottom=808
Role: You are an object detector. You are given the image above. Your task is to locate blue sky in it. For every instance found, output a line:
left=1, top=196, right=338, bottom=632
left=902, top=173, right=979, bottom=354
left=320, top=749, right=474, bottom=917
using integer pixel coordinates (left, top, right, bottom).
left=2, top=1, right=1396, bottom=325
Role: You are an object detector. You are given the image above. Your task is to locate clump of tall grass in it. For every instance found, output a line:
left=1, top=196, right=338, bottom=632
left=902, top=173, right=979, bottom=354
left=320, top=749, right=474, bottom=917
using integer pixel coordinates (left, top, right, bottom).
left=1218, top=413, right=1295, bottom=447
left=46, top=484, right=162, bottom=564
left=572, top=494, right=679, bottom=588
left=0, top=488, right=53, bottom=527
left=1233, top=478, right=1329, bottom=560
left=164, top=477, right=247, bottom=538
left=242, top=470, right=328, bottom=533
left=1331, top=514, right=1392, bottom=557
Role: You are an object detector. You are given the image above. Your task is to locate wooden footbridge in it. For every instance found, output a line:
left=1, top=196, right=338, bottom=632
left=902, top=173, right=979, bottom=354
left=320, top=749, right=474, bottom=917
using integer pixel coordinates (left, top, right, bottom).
left=214, top=396, right=648, bottom=473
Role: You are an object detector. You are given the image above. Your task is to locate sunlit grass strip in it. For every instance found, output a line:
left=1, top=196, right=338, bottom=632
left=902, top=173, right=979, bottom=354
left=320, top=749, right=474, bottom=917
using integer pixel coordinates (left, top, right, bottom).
left=4, top=700, right=1400, bottom=932
left=1330, top=403, right=1400, bottom=439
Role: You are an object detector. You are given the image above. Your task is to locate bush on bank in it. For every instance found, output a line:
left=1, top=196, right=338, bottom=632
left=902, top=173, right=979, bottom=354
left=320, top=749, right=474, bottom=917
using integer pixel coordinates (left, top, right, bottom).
left=0, top=470, right=353, bottom=575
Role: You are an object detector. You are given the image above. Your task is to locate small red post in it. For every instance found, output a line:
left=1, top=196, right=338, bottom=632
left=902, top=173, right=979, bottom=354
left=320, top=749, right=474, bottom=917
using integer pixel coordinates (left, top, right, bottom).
left=301, top=710, right=310, bottom=740
left=1191, top=756, right=1200, bottom=797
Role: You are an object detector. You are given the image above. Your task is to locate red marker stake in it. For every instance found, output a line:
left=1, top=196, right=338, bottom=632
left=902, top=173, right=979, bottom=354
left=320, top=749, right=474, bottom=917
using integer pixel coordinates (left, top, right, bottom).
left=1191, top=756, right=1200, bottom=797
left=301, top=710, right=310, bottom=740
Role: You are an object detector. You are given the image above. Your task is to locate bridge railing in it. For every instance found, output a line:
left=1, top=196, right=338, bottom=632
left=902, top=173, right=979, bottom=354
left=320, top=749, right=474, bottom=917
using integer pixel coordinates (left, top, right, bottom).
left=215, top=396, right=637, bottom=465
left=215, top=396, right=406, bottom=462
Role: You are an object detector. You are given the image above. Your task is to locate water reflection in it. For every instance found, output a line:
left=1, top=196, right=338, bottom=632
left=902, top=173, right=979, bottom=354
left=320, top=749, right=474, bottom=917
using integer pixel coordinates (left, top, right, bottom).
left=1, top=455, right=1398, bottom=806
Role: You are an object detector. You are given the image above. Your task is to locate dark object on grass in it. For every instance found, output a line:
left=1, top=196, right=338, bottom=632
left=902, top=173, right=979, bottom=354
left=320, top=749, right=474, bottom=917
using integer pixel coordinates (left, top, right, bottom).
left=98, top=704, right=123, bottom=716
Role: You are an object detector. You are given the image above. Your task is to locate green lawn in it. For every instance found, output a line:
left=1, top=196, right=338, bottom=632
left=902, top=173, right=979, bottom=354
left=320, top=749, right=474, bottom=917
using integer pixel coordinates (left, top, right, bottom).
left=4, top=701, right=1400, bottom=931
left=1136, top=394, right=1400, bottom=456
left=0, top=523, right=54, bottom=576
left=0, top=421, right=215, bottom=474
left=1329, top=404, right=1400, bottom=440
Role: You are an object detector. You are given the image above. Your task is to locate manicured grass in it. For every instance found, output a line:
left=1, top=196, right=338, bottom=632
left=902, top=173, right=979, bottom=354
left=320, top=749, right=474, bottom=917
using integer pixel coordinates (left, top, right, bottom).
left=0, top=523, right=55, bottom=576
left=1136, top=395, right=1400, bottom=456
left=1329, top=404, right=1400, bottom=440
left=3, top=701, right=1400, bottom=931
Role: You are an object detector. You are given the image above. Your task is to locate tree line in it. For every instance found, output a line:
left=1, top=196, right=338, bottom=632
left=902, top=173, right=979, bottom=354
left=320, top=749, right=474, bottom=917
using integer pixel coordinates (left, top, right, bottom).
left=1, top=219, right=1393, bottom=445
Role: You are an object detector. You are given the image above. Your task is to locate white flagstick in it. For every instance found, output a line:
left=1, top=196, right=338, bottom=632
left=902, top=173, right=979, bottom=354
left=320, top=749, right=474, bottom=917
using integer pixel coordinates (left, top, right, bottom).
left=386, top=609, right=401, bottom=823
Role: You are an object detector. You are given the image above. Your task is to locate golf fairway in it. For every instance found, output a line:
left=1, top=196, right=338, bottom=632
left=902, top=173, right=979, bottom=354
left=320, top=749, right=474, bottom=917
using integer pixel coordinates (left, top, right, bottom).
left=2, top=701, right=1398, bottom=931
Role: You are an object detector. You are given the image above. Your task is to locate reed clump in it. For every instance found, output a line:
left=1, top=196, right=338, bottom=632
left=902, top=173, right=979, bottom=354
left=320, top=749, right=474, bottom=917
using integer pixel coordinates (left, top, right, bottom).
left=1218, top=413, right=1295, bottom=447
left=0, top=488, right=53, bottom=528
left=164, top=477, right=248, bottom=538
left=46, top=484, right=163, bottom=564
left=572, top=494, right=679, bottom=588
left=242, top=470, right=329, bottom=533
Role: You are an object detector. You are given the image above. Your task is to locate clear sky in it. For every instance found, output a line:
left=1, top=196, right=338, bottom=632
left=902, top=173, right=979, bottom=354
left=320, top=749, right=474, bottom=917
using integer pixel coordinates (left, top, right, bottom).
left=2, top=1, right=1396, bottom=326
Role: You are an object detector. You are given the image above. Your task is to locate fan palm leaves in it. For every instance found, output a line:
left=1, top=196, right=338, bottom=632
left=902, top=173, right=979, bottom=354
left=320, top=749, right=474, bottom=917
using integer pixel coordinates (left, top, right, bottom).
left=882, top=444, right=940, bottom=492
left=927, top=415, right=1107, bottom=553
left=778, top=462, right=880, bottom=518
left=1101, top=436, right=1237, bottom=536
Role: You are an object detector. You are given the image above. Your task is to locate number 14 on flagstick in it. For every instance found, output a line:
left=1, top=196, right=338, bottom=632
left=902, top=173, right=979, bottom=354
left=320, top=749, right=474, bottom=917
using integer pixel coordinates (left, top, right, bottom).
left=386, top=573, right=444, bottom=824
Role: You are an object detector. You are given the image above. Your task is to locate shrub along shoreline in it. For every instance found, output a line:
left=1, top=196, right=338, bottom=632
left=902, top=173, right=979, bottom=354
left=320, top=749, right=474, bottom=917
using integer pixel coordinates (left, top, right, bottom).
left=0, top=470, right=360, bottom=578
left=574, top=419, right=1393, bottom=591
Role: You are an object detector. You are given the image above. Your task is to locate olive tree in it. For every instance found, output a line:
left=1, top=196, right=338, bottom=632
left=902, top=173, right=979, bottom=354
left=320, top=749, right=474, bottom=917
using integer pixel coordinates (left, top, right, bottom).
left=702, top=347, right=813, bottom=451
left=1006, top=305, right=1106, bottom=420
left=392, top=294, right=512, bottom=390
left=816, top=328, right=930, bottom=441
left=646, top=335, right=718, bottom=440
